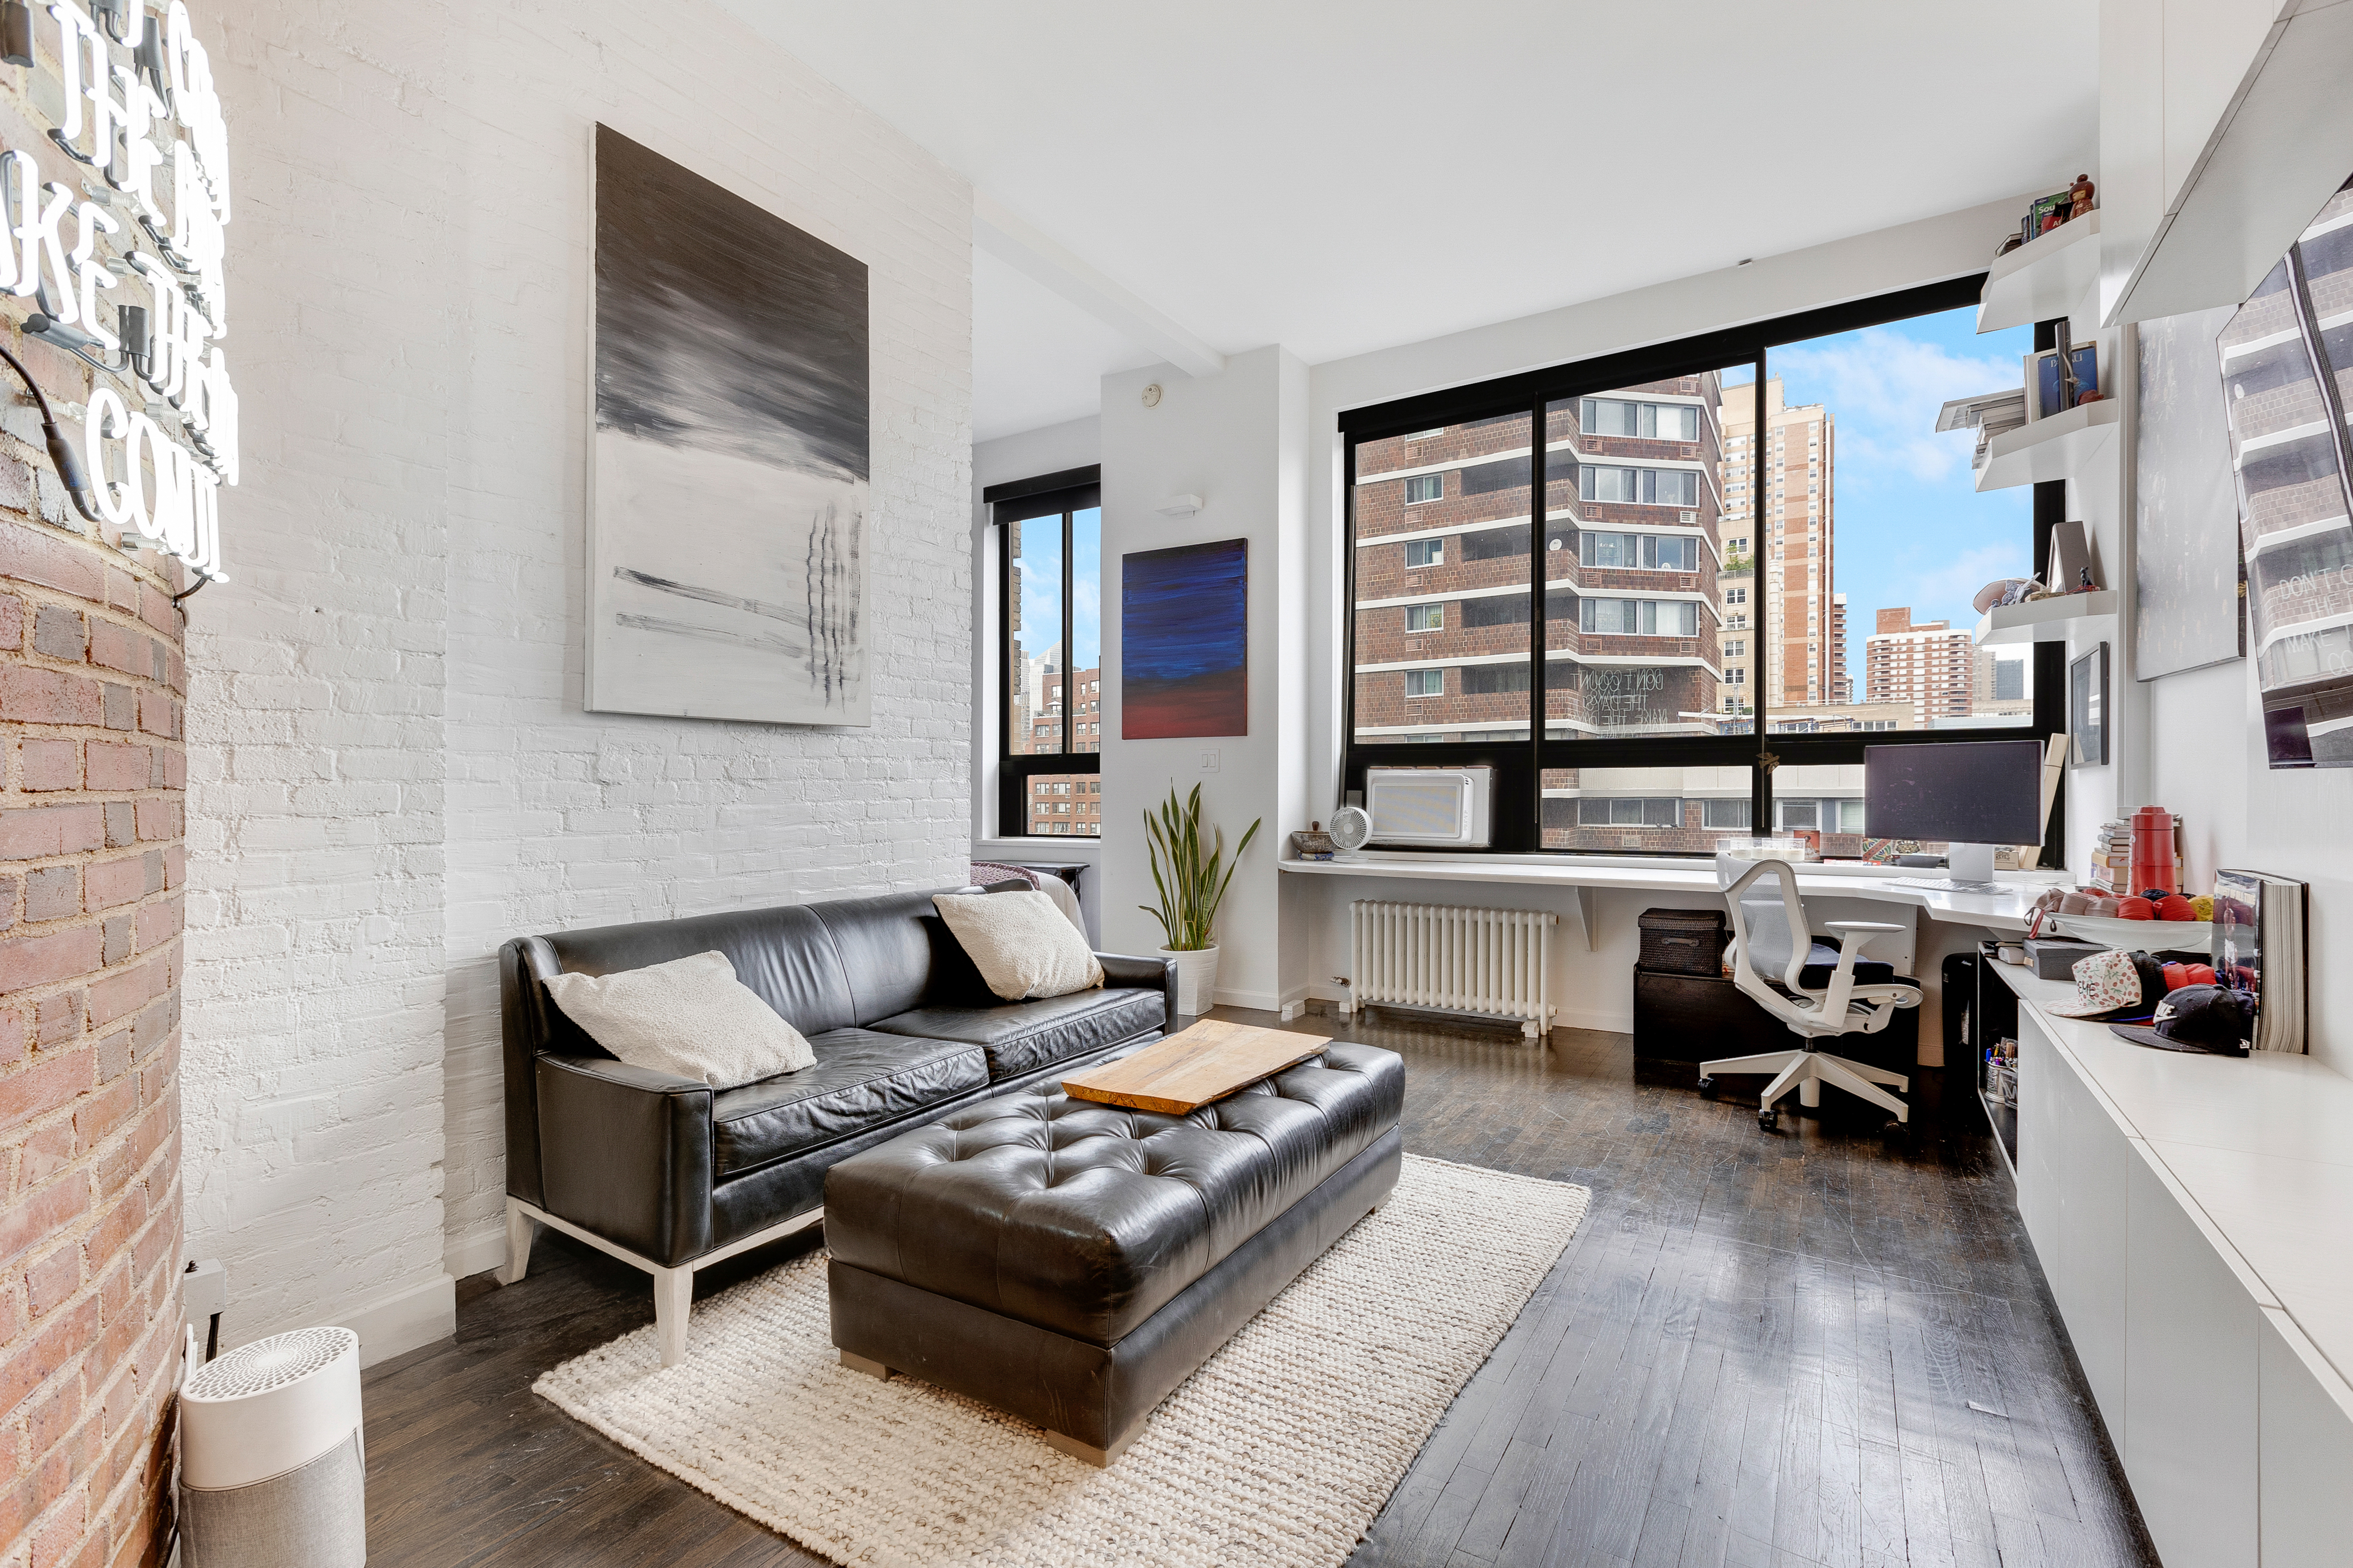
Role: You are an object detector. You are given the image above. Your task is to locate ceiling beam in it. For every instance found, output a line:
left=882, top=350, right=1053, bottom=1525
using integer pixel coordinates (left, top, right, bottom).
left=973, top=192, right=1226, bottom=378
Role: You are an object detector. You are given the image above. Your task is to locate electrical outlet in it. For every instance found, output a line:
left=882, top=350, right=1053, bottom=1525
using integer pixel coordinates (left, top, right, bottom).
left=1200, top=748, right=1220, bottom=773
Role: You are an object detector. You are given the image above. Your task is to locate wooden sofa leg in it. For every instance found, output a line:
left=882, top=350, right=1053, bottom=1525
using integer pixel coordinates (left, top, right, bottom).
left=839, top=1350, right=893, bottom=1381
left=1043, top=1427, right=1134, bottom=1468
left=654, top=1265, right=693, bottom=1367
left=496, top=1197, right=537, bottom=1287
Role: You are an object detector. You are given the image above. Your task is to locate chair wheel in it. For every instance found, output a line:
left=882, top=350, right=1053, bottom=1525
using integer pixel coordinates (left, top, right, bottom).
left=1883, top=1118, right=1909, bottom=1146
left=1697, top=1076, right=1717, bottom=1099
left=1758, top=1107, right=1778, bottom=1131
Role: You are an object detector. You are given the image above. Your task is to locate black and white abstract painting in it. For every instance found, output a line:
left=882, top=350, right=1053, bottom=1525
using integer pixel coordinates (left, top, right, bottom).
left=2133, top=305, right=2243, bottom=682
left=588, top=125, right=871, bottom=726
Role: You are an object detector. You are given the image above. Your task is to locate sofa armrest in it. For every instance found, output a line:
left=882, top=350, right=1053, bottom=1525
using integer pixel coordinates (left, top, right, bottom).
left=534, top=1054, right=714, bottom=1268
left=1098, top=952, right=1177, bottom=1032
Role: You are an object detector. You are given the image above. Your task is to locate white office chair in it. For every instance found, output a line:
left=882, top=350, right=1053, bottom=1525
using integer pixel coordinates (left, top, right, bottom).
left=1699, top=854, right=1923, bottom=1131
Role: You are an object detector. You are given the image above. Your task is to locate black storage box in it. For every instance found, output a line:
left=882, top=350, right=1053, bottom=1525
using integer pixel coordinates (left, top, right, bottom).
left=1638, top=907, right=1727, bottom=977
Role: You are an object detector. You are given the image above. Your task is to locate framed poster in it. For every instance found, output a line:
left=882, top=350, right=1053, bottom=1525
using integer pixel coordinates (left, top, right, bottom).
left=2069, top=643, right=2108, bottom=767
left=1122, top=539, right=1247, bottom=739
left=587, top=125, right=871, bottom=726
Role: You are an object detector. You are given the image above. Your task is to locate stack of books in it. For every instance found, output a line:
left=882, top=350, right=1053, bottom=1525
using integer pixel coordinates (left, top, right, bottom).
left=1934, top=389, right=2029, bottom=472
left=2215, top=870, right=2309, bottom=1053
left=2088, top=820, right=2134, bottom=893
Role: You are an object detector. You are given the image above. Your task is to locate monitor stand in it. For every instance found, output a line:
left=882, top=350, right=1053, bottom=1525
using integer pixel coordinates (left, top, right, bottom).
left=1945, top=842, right=1997, bottom=885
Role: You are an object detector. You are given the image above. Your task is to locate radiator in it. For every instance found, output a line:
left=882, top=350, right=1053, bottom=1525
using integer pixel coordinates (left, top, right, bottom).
left=1341, top=900, right=1557, bottom=1038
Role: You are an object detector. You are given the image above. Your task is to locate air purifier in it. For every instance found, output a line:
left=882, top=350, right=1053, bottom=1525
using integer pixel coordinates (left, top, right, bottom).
left=179, top=1326, right=367, bottom=1568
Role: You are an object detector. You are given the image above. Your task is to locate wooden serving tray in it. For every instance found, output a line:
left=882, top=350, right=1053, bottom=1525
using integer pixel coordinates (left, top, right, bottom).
left=1061, top=1018, right=1331, bottom=1114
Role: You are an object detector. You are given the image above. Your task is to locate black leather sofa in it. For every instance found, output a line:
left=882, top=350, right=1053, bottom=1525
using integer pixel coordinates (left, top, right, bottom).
left=496, top=889, right=1174, bottom=1364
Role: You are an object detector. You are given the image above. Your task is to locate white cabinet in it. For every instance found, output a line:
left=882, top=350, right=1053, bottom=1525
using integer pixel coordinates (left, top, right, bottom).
left=2017, top=1018, right=2131, bottom=1430
left=2257, top=1308, right=2353, bottom=1567
left=2100, top=0, right=2353, bottom=324
left=2052, top=1034, right=2131, bottom=1429
left=2124, top=1141, right=2261, bottom=1568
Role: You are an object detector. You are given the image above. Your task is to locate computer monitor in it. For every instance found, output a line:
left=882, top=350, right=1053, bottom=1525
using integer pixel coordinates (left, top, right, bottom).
left=1862, top=739, right=2047, bottom=884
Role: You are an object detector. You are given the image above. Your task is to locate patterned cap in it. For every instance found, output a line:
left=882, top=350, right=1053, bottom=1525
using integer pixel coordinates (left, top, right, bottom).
left=2046, top=948, right=2154, bottom=1018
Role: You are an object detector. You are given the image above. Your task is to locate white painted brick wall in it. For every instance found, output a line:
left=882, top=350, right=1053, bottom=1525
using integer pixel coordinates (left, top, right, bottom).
left=183, top=0, right=972, bottom=1354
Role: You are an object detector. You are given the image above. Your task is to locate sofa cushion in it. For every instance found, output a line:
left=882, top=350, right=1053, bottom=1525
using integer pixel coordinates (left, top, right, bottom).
left=533, top=904, right=861, bottom=1040
left=931, top=890, right=1104, bottom=1002
left=711, top=1029, right=987, bottom=1180
left=823, top=1042, right=1405, bottom=1346
left=868, top=987, right=1163, bottom=1081
left=544, top=950, right=816, bottom=1087
left=808, top=890, right=1009, bottom=1023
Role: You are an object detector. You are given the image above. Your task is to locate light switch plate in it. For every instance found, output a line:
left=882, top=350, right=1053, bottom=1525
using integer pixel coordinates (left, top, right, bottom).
left=1200, top=749, right=1220, bottom=773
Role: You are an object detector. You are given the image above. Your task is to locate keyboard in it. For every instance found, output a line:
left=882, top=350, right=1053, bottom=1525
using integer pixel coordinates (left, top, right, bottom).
left=1885, top=876, right=2005, bottom=894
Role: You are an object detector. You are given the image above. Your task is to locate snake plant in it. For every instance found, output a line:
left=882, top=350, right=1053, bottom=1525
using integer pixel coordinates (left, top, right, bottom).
left=1139, top=783, right=1261, bottom=951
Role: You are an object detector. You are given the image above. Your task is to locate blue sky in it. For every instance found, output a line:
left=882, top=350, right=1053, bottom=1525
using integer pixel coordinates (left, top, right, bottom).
left=1725, top=305, right=2036, bottom=691
left=1016, top=506, right=1103, bottom=672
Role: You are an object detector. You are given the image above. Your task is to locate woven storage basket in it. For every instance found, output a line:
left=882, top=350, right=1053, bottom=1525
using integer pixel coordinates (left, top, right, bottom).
left=1637, top=906, right=1726, bottom=976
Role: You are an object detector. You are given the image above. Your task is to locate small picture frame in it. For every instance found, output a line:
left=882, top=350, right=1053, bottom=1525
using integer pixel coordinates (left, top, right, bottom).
left=2070, top=643, right=2109, bottom=767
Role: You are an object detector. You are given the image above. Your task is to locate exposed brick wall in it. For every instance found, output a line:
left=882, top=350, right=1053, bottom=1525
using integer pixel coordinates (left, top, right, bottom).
left=0, top=503, right=186, bottom=1568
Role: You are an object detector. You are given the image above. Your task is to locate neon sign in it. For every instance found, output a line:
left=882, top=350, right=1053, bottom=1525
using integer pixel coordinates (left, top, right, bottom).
left=12, top=0, right=235, bottom=581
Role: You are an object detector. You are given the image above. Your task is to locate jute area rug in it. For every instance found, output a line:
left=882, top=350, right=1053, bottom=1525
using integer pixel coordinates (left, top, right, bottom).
left=535, top=1154, right=1590, bottom=1568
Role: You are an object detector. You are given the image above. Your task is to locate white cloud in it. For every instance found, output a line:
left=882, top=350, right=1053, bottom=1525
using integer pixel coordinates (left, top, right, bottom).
left=1771, top=329, right=2023, bottom=490
left=1903, top=541, right=2033, bottom=617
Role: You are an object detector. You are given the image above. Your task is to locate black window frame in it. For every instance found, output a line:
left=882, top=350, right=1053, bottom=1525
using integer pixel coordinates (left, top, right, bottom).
left=1339, top=275, right=2069, bottom=860
left=984, top=466, right=1102, bottom=839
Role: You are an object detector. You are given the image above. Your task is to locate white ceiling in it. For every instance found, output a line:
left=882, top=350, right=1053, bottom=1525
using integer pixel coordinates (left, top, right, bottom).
left=971, top=247, right=1161, bottom=442
left=716, top=1, right=2100, bottom=442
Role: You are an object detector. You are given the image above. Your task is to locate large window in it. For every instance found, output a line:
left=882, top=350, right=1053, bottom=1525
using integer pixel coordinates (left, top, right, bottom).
left=986, top=468, right=1100, bottom=837
left=1343, top=277, right=2067, bottom=858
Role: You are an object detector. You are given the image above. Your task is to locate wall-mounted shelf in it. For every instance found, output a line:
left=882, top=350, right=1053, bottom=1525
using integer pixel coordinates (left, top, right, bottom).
left=1974, top=589, right=2119, bottom=648
left=1979, top=212, right=2101, bottom=334
left=1975, top=398, right=2121, bottom=492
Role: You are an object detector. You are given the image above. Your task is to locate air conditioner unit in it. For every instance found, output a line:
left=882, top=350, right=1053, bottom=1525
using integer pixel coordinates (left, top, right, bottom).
left=1365, top=766, right=1493, bottom=848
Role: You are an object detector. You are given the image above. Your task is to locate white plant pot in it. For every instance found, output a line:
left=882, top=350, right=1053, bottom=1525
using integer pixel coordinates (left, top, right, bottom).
left=1159, top=944, right=1221, bottom=1017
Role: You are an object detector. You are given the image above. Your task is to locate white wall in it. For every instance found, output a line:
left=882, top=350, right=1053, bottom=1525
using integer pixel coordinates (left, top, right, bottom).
left=186, top=0, right=973, bottom=1360
left=1098, top=349, right=1311, bottom=1007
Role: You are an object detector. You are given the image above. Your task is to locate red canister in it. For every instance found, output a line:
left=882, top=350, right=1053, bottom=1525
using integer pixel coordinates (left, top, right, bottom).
left=2130, top=806, right=2176, bottom=895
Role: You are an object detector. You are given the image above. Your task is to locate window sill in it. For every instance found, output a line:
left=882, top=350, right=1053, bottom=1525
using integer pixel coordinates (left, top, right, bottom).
left=975, top=837, right=1102, bottom=861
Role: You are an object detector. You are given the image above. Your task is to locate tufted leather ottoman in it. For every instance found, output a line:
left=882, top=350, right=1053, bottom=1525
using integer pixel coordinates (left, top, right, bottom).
left=823, top=1040, right=1404, bottom=1465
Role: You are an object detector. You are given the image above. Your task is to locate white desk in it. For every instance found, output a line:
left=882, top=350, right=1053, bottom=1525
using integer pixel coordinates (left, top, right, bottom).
left=1279, top=853, right=2056, bottom=945
left=1989, top=960, right=2353, bottom=1568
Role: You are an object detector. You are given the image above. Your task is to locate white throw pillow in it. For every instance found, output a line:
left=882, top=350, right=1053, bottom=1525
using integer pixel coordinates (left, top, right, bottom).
left=933, top=890, right=1105, bottom=1002
left=543, top=950, right=816, bottom=1088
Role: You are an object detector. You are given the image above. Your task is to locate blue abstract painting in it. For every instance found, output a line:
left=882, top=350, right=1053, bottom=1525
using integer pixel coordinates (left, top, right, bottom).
left=1122, top=539, right=1247, bottom=739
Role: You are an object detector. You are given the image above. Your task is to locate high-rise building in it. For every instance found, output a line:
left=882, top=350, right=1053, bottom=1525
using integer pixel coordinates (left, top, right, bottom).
left=1719, top=378, right=1836, bottom=711
left=1829, top=593, right=1852, bottom=703
left=1971, top=644, right=2034, bottom=726
left=1865, top=608, right=1975, bottom=725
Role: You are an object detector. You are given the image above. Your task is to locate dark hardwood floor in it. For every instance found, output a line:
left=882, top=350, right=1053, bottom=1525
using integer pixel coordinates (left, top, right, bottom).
left=361, top=1008, right=2158, bottom=1568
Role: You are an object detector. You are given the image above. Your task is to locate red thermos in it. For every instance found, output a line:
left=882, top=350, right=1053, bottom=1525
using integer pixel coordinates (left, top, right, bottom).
left=2130, top=806, right=2176, bottom=895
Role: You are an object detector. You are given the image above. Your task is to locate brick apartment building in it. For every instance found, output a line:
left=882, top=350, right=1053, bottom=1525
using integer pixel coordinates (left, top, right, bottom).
left=1721, top=378, right=1838, bottom=711
left=1350, top=379, right=1733, bottom=849
left=1022, top=659, right=1102, bottom=836
left=1830, top=592, right=1853, bottom=703
left=1351, top=378, right=1726, bottom=744
left=1866, top=608, right=1978, bottom=725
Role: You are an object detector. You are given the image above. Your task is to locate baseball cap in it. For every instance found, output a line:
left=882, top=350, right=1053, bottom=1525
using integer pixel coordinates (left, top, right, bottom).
left=2108, top=984, right=2254, bottom=1056
left=2045, top=948, right=2165, bottom=1019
